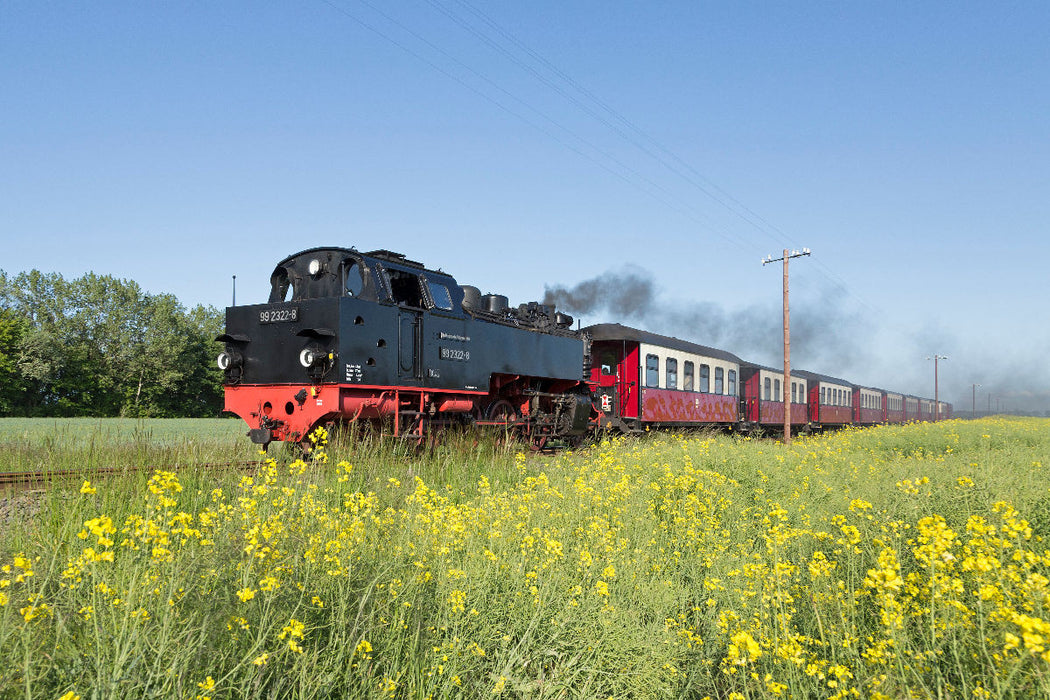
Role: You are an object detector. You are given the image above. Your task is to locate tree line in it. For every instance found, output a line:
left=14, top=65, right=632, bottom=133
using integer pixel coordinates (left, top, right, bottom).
left=0, top=270, right=225, bottom=417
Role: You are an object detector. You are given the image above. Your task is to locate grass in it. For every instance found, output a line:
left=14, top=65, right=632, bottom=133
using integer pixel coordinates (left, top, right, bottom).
left=1, top=417, right=1050, bottom=698
left=0, top=418, right=256, bottom=474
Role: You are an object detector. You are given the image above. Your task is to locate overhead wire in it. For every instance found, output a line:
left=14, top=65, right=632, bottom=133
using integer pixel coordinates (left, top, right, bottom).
left=319, top=0, right=763, bottom=253
left=437, top=0, right=888, bottom=317
left=322, top=0, right=904, bottom=328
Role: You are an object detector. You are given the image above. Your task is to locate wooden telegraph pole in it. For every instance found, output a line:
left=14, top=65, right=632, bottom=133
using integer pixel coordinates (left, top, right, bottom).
left=926, top=354, right=947, bottom=420
left=764, top=248, right=811, bottom=444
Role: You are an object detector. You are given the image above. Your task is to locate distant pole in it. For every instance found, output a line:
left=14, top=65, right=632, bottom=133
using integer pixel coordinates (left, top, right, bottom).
left=972, top=383, right=981, bottom=419
left=232, top=275, right=237, bottom=307
left=926, top=355, right=947, bottom=421
left=764, top=247, right=811, bottom=444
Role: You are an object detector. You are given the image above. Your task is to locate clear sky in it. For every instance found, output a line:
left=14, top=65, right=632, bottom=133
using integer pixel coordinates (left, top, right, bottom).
left=2, top=1, right=1048, bottom=412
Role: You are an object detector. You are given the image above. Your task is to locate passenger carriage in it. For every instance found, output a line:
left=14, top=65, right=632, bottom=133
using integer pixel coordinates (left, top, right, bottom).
left=585, top=324, right=743, bottom=431
left=793, top=370, right=854, bottom=429
left=919, top=398, right=936, bottom=422
left=739, top=362, right=809, bottom=432
left=884, top=391, right=905, bottom=424
left=853, top=386, right=885, bottom=426
left=904, top=396, right=921, bottom=422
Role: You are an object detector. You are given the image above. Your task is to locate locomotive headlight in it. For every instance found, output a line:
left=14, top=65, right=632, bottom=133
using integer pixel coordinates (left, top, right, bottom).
left=217, top=350, right=242, bottom=371
left=308, top=258, right=322, bottom=277
left=299, top=348, right=318, bottom=368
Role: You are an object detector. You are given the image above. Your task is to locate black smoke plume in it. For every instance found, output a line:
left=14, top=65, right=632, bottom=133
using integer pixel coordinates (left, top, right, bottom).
left=544, top=267, right=871, bottom=375
left=543, top=267, right=1050, bottom=414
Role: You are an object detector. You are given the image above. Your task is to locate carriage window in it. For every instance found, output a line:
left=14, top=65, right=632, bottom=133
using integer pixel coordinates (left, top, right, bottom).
left=820, top=387, right=826, bottom=405
left=700, top=364, right=710, bottom=393
left=645, top=354, right=659, bottom=388
left=385, top=268, right=426, bottom=307
left=426, top=279, right=453, bottom=310
left=666, top=358, right=678, bottom=390
left=728, top=370, right=736, bottom=396
left=345, top=261, right=364, bottom=297
left=791, top=382, right=797, bottom=404
left=764, top=377, right=771, bottom=401
left=601, top=351, right=616, bottom=376
left=683, top=361, right=694, bottom=391
left=715, top=367, right=724, bottom=395
left=774, top=378, right=781, bottom=402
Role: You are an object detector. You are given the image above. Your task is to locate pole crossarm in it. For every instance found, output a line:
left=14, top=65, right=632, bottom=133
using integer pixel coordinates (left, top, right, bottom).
left=763, top=248, right=811, bottom=444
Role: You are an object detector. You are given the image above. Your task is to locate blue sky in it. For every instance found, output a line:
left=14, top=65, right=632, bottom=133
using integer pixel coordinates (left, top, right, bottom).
left=2, top=1, right=1048, bottom=412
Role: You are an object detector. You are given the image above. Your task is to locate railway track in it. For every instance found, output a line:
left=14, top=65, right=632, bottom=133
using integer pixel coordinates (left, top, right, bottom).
left=0, top=460, right=264, bottom=492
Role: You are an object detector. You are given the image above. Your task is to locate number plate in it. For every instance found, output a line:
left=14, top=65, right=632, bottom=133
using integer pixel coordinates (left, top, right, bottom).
left=439, top=347, right=470, bottom=362
left=259, top=308, right=299, bottom=324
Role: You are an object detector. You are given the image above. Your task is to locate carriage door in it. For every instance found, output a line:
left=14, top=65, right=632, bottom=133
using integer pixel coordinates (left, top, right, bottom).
left=596, top=347, right=620, bottom=416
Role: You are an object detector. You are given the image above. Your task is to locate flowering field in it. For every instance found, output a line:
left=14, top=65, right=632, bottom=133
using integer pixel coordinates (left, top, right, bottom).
left=2, top=417, right=1050, bottom=699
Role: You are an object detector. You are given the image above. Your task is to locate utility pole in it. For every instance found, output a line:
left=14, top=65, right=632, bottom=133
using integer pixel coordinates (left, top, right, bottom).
left=764, top=248, right=811, bottom=444
left=926, top=355, right=947, bottom=421
left=972, top=383, right=981, bottom=419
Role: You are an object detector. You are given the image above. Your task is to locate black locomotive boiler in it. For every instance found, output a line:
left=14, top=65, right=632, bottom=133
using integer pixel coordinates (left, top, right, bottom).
left=217, top=247, right=593, bottom=447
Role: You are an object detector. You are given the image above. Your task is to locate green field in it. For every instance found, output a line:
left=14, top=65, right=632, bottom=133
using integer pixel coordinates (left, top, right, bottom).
left=0, top=418, right=256, bottom=473
left=2, top=417, right=1050, bottom=698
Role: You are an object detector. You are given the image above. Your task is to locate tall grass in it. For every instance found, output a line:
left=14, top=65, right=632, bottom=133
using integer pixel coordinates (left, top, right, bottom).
left=1, top=417, right=1049, bottom=698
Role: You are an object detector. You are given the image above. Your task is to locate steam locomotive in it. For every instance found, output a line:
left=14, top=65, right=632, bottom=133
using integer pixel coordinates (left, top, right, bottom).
left=217, top=247, right=593, bottom=448
left=217, top=247, right=950, bottom=447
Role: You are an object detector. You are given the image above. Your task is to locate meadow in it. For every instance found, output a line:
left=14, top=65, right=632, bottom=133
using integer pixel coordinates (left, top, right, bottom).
left=2, top=417, right=1050, bottom=698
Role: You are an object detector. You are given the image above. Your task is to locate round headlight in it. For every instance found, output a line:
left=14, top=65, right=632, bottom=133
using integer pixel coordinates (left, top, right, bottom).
left=308, top=258, right=321, bottom=276
left=217, top=352, right=231, bottom=370
left=299, top=348, right=317, bottom=368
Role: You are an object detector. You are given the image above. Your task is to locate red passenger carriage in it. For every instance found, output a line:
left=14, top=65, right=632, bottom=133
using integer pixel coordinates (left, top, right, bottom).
left=586, top=324, right=743, bottom=431
left=740, top=362, right=809, bottom=431
left=853, top=386, right=885, bottom=426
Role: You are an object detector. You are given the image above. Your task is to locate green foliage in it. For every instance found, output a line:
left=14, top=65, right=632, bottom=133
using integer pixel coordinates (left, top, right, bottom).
left=3, top=418, right=1050, bottom=698
left=0, top=269, right=224, bottom=417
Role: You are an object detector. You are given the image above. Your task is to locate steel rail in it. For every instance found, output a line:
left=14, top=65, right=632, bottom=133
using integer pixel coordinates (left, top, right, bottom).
left=0, top=460, right=265, bottom=491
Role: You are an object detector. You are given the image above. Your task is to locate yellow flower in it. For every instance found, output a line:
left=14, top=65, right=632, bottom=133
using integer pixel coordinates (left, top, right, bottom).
left=252, top=653, right=269, bottom=666
left=727, top=630, right=762, bottom=665
left=492, top=675, right=507, bottom=694
left=79, top=481, right=96, bottom=495
left=197, top=677, right=215, bottom=691
left=236, top=587, right=256, bottom=602
left=57, top=692, right=80, bottom=700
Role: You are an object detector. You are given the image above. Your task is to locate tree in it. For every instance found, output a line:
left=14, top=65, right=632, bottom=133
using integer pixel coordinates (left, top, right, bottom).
left=0, top=269, right=225, bottom=417
left=0, top=309, right=28, bottom=413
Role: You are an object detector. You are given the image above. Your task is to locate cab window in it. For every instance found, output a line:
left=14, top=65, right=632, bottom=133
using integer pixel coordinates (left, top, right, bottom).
left=345, top=261, right=365, bottom=297
left=600, top=351, right=616, bottom=376
left=426, top=279, right=453, bottom=310
left=385, top=268, right=426, bottom=307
